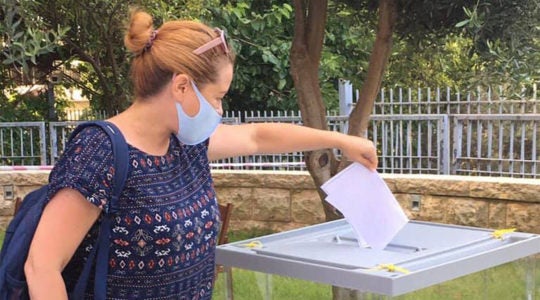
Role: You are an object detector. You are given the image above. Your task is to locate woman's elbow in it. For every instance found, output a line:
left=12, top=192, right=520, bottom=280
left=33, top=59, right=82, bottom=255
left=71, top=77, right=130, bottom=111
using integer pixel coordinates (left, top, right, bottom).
left=24, top=254, right=39, bottom=282
left=24, top=254, right=59, bottom=282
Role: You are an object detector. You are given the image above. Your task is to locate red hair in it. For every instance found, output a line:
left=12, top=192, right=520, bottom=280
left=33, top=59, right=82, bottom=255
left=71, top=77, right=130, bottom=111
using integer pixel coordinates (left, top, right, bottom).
left=124, top=9, right=235, bottom=99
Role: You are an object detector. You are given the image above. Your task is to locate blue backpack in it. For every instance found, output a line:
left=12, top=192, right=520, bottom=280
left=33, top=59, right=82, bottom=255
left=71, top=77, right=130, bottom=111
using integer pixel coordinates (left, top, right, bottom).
left=0, top=121, right=129, bottom=300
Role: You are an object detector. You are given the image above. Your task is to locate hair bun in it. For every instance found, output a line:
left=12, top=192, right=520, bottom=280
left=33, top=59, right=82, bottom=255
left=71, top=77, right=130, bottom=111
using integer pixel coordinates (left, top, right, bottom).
left=124, top=9, right=155, bottom=55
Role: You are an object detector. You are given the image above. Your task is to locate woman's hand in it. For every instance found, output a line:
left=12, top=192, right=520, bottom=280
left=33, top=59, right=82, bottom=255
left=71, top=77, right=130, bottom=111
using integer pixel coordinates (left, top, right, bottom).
left=339, top=135, right=378, bottom=171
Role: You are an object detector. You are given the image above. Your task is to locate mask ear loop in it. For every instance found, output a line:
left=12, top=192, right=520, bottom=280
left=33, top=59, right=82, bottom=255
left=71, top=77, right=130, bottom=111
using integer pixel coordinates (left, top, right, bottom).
left=171, top=73, right=199, bottom=113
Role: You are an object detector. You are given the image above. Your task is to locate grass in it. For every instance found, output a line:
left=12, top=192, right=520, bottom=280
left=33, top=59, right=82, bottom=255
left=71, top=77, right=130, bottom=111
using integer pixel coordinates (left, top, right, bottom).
left=213, top=269, right=332, bottom=299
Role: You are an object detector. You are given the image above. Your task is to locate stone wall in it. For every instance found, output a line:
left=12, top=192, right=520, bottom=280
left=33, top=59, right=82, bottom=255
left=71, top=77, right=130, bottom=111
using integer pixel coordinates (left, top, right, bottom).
left=1, top=170, right=539, bottom=234
left=0, top=171, right=50, bottom=230
left=213, top=171, right=540, bottom=234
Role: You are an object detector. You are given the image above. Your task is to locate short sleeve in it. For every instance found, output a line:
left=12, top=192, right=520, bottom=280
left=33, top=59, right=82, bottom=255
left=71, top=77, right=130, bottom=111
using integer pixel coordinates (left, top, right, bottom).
left=47, top=126, right=115, bottom=211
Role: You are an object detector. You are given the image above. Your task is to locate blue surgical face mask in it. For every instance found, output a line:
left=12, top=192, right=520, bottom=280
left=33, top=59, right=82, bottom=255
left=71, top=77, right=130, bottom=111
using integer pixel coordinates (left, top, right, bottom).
left=175, top=81, right=222, bottom=145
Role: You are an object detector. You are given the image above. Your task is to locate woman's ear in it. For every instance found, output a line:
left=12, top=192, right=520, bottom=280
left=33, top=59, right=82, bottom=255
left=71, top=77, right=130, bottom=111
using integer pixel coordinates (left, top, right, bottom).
left=171, top=74, right=190, bottom=100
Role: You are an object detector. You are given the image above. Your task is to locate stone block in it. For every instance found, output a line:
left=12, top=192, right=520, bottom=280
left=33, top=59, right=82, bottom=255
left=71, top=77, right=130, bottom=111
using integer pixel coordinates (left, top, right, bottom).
left=212, top=170, right=315, bottom=189
left=381, top=177, right=397, bottom=192
left=0, top=217, right=12, bottom=232
left=391, top=176, right=471, bottom=197
left=446, top=198, right=489, bottom=227
left=394, top=193, right=418, bottom=220
left=252, top=188, right=290, bottom=222
left=487, top=201, right=507, bottom=229
left=417, top=195, right=448, bottom=222
left=0, top=205, right=15, bottom=217
left=391, top=177, right=427, bottom=194
left=470, top=179, right=540, bottom=202
left=215, top=187, right=253, bottom=220
left=212, top=172, right=263, bottom=188
left=8, top=172, right=48, bottom=186
left=507, top=202, right=540, bottom=234
left=291, top=189, right=325, bottom=224
left=229, top=219, right=305, bottom=234
left=15, top=185, right=42, bottom=200
left=394, top=194, right=448, bottom=222
left=429, top=179, right=471, bottom=197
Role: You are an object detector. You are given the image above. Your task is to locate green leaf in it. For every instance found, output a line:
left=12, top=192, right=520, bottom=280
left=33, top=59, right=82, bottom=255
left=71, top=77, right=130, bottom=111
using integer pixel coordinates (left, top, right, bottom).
left=278, top=79, right=286, bottom=90
left=2, top=57, right=17, bottom=64
left=455, top=20, right=470, bottom=28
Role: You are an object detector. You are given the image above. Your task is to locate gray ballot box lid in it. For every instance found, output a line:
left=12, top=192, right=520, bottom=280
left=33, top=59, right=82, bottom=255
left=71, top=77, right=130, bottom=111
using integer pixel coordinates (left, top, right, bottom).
left=216, top=219, right=540, bottom=296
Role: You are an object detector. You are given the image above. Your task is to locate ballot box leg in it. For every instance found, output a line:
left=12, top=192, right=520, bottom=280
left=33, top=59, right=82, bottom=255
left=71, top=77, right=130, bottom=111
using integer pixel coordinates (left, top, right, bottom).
left=255, top=271, right=273, bottom=300
left=223, top=266, right=234, bottom=300
left=524, top=255, right=537, bottom=300
left=333, top=287, right=393, bottom=300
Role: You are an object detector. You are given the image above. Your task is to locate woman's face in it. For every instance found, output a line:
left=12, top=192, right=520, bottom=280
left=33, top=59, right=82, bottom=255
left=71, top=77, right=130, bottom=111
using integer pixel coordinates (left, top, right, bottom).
left=188, top=62, right=234, bottom=117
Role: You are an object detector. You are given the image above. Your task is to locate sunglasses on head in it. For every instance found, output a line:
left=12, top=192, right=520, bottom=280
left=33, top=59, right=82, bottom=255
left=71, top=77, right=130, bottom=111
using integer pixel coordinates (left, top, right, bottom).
left=193, top=28, right=229, bottom=55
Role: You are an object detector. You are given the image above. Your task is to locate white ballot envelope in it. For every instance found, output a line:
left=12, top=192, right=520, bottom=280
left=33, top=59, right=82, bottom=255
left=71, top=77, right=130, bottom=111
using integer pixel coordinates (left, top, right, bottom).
left=321, top=163, right=409, bottom=250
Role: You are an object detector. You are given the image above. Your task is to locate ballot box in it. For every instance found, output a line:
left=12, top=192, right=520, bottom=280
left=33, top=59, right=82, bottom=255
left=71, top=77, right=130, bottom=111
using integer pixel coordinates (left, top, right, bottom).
left=215, top=219, right=540, bottom=299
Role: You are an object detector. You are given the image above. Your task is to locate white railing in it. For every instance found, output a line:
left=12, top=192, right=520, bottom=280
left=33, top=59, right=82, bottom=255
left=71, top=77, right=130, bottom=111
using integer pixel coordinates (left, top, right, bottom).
left=2, top=84, right=539, bottom=178
left=1, top=113, right=539, bottom=178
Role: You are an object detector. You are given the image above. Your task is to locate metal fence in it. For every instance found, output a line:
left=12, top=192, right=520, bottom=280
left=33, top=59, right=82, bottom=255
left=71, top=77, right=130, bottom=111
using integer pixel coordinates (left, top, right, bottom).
left=1, top=113, right=538, bottom=178
left=2, top=85, right=539, bottom=178
left=452, top=114, right=538, bottom=177
left=0, top=122, right=46, bottom=166
left=339, top=84, right=539, bottom=115
left=371, top=114, right=450, bottom=175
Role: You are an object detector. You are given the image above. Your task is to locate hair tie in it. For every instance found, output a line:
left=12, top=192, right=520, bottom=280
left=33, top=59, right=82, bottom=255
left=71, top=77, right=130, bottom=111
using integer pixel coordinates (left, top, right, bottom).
left=144, top=30, right=158, bottom=53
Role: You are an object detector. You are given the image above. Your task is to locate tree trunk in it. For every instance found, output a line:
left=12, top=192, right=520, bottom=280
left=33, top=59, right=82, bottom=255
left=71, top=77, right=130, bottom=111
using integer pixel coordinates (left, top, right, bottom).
left=349, top=0, right=397, bottom=137
left=291, top=0, right=398, bottom=298
left=337, top=0, right=398, bottom=174
left=290, top=0, right=342, bottom=219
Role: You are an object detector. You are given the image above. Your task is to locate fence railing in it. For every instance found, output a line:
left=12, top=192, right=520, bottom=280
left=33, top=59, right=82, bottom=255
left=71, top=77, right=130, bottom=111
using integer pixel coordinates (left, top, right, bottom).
left=452, top=114, right=538, bottom=177
left=338, top=83, right=539, bottom=115
left=1, top=113, right=539, bottom=178
left=3, top=84, right=539, bottom=177
left=371, top=114, right=451, bottom=175
left=372, top=86, right=539, bottom=115
left=0, top=122, right=46, bottom=166
left=63, top=84, right=539, bottom=122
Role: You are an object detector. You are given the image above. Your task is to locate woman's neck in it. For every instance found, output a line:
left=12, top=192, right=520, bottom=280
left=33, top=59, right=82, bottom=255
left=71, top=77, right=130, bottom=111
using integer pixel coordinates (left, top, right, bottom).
left=108, top=97, right=177, bottom=156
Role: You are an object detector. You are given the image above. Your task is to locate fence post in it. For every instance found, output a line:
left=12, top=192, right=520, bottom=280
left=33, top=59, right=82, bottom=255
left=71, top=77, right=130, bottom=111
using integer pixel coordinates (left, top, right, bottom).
left=451, top=116, right=462, bottom=175
left=440, top=115, right=450, bottom=174
left=338, top=79, right=353, bottom=134
left=49, top=122, right=58, bottom=165
left=38, top=122, right=47, bottom=165
left=338, top=79, right=353, bottom=116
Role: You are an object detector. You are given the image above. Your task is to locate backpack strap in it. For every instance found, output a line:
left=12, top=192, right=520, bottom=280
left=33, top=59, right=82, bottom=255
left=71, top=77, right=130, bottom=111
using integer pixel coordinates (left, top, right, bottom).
left=69, top=121, right=129, bottom=300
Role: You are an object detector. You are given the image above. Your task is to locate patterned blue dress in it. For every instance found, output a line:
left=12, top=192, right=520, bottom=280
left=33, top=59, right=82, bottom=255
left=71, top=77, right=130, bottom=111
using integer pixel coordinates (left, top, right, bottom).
left=47, top=126, right=221, bottom=299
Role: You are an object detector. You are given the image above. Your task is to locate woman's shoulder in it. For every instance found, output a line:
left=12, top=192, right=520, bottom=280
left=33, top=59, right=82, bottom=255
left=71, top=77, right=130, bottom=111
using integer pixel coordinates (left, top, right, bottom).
left=54, top=124, right=114, bottom=169
left=70, top=125, right=111, bottom=144
left=48, top=124, right=117, bottom=208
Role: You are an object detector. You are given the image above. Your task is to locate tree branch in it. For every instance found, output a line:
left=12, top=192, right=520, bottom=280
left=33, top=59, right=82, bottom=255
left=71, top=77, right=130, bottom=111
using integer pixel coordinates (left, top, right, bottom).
left=306, top=0, right=328, bottom=63
left=350, top=0, right=397, bottom=136
left=292, top=0, right=307, bottom=51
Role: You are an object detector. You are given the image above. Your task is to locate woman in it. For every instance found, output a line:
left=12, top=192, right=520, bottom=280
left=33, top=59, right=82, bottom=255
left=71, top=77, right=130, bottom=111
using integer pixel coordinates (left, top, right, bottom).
left=25, top=9, right=378, bottom=299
